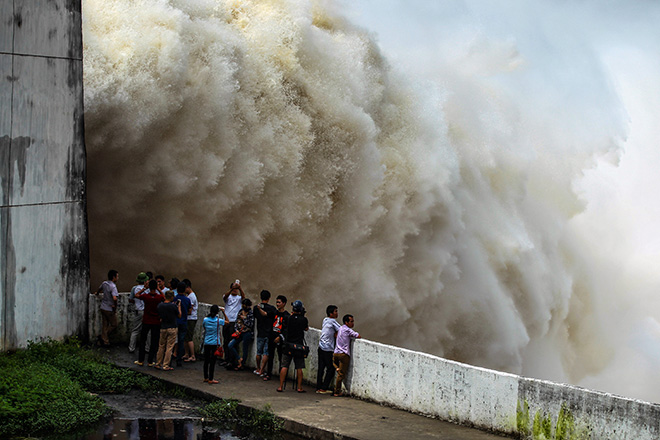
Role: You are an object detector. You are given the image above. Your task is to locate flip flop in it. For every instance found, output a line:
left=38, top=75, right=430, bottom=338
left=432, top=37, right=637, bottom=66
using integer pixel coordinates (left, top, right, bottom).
left=162, top=366, right=174, bottom=371
left=276, top=388, right=283, bottom=392
left=297, top=389, right=306, bottom=393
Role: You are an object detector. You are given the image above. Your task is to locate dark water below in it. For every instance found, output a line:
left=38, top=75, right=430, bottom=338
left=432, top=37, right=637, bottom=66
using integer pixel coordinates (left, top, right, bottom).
left=77, top=418, right=237, bottom=440
left=41, top=390, right=296, bottom=440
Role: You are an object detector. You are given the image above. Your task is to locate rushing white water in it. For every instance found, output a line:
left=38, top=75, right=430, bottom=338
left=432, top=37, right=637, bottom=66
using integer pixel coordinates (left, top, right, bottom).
left=83, top=0, right=660, bottom=402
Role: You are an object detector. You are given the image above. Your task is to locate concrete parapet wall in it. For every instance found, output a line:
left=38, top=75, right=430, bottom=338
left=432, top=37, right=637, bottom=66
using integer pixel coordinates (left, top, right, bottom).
left=94, top=296, right=660, bottom=438
left=1, top=0, right=88, bottom=350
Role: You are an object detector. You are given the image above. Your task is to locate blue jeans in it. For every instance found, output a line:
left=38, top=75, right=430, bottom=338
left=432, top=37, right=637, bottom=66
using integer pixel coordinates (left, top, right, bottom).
left=228, top=331, right=254, bottom=364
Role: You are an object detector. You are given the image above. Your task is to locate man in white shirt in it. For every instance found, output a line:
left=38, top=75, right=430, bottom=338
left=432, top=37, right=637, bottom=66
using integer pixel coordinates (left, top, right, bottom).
left=183, top=278, right=199, bottom=361
left=316, top=305, right=340, bottom=393
left=222, top=280, right=245, bottom=364
left=128, top=272, right=149, bottom=353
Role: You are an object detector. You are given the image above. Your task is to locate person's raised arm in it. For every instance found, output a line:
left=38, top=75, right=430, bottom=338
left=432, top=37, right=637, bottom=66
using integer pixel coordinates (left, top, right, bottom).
left=134, top=285, right=148, bottom=299
left=223, top=284, right=232, bottom=302
left=256, top=304, right=268, bottom=316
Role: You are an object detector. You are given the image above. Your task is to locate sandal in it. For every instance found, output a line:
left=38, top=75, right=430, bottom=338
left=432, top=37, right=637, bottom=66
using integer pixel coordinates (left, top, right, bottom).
left=297, top=389, right=306, bottom=393
left=276, top=388, right=283, bottom=392
left=162, top=366, right=174, bottom=371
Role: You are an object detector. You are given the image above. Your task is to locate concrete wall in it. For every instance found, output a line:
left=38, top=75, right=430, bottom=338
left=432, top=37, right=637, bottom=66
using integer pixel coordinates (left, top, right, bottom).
left=1, top=0, right=89, bottom=350
left=96, top=295, right=660, bottom=439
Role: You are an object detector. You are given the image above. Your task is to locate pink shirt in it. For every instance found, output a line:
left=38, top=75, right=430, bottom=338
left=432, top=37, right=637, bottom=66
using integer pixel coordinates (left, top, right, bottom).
left=334, top=324, right=360, bottom=356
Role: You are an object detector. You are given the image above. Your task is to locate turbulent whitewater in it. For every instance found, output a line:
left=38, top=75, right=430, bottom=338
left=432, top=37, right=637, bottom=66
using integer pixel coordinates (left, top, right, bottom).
left=83, top=0, right=660, bottom=401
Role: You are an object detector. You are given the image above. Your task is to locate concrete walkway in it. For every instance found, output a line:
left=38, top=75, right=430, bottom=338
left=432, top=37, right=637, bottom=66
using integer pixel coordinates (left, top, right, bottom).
left=102, top=345, right=511, bottom=440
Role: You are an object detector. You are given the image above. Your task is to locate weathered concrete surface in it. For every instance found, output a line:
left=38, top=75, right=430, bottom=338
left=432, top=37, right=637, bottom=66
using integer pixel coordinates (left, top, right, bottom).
left=1, top=0, right=88, bottom=350
left=518, top=377, right=660, bottom=439
left=103, top=344, right=509, bottom=440
left=93, top=294, right=660, bottom=439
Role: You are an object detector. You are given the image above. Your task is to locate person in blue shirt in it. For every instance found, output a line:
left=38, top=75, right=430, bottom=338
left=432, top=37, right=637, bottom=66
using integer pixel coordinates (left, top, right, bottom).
left=174, top=282, right=192, bottom=367
left=202, top=304, right=227, bottom=384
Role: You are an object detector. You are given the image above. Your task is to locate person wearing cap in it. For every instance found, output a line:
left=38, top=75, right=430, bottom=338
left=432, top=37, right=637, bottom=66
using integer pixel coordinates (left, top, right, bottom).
left=277, top=300, right=308, bottom=393
left=332, top=314, right=361, bottom=397
left=128, top=272, right=149, bottom=353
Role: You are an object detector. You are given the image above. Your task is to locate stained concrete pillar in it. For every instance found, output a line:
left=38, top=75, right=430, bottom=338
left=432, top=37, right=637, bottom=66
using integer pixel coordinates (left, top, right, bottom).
left=1, top=0, right=89, bottom=350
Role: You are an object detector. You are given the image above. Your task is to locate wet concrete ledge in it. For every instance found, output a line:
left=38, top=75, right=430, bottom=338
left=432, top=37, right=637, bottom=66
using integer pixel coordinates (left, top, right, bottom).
left=102, top=344, right=506, bottom=440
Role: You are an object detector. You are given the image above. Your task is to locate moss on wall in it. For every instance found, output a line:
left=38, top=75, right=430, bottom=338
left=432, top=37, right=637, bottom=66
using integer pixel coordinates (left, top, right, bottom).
left=516, top=401, right=592, bottom=440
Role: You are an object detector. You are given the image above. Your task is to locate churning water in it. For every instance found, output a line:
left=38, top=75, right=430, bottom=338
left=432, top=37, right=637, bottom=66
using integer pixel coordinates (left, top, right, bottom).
left=82, top=0, right=660, bottom=402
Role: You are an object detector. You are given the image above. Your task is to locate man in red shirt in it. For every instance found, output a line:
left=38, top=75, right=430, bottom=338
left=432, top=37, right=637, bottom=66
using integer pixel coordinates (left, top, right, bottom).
left=135, top=279, right=165, bottom=366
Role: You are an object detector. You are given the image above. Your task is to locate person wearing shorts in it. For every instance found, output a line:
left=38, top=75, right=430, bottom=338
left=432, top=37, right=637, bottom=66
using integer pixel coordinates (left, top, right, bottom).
left=183, top=279, right=198, bottom=362
left=277, top=300, right=308, bottom=393
left=253, top=290, right=276, bottom=376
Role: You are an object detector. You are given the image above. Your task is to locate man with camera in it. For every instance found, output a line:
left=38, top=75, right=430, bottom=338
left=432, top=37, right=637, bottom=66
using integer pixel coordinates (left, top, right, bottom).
left=277, top=300, right=309, bottom=393
left=222, top=280, right=245, bottom=364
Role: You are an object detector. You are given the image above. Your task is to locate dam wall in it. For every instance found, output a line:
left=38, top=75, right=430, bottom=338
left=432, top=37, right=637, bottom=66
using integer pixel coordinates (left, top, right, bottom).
left=1, top=0, right=89, bottom=350
left=93, top=294, right=660, bottom=439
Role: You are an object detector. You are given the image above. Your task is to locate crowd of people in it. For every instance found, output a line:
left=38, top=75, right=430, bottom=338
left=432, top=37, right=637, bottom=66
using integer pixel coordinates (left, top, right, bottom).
left=94, top=270, right=361, bottom=396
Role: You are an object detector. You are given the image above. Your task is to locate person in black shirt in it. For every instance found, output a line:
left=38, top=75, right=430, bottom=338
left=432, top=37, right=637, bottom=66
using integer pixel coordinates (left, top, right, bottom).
left=265, top=295, right=290, bottom=381
left=253, top=290, right=277, bottom=376
left=277, top=300, right=308, bottom=393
